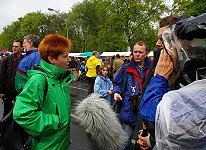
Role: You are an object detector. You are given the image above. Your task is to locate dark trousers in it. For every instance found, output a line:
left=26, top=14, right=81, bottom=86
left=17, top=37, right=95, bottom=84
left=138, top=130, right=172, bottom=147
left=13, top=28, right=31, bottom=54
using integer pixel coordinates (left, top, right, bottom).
left=2, top=97, right=13, bottom=117
left=87, top=77, right=96, bottom=95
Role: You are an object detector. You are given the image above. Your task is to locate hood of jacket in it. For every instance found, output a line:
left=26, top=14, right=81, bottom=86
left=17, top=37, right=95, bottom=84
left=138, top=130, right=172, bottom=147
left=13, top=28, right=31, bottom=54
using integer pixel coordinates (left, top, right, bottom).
left=129, top=57, right=152, bottom=70
left=87, top=55, right=96, bottom=62
left=99, top=75, right=110, bottom=82
left=27, top=60, right=75, bottom=83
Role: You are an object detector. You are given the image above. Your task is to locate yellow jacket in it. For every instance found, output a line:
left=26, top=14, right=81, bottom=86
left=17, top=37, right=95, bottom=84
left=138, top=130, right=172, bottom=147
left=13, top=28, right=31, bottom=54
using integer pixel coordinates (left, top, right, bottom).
left=86, top=56, right=101, bottom=77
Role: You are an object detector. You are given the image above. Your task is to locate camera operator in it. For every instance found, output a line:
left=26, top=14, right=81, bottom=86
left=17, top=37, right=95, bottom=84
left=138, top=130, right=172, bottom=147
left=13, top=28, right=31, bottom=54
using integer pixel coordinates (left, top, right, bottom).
left=139, top=13, right=206, bottom=149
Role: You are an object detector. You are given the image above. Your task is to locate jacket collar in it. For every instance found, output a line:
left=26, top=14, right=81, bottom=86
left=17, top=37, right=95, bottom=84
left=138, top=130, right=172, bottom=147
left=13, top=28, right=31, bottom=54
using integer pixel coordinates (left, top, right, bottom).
left=28, top=60, right=75, bottom=82
left=25, top=48, right=38, bottom=56
left=129, top=57, right=151, bottom=70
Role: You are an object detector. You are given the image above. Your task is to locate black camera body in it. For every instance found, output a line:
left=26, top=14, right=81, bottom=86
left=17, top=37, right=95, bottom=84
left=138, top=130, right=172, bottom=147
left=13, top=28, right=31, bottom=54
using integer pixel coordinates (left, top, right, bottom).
left=139, top=129, right=148, bottom=137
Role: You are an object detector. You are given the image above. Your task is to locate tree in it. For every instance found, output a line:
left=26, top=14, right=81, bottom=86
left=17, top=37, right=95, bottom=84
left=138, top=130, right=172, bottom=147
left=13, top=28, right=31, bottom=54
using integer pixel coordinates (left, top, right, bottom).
left=68, top=0, right=101, bottom=52
left=69, top=0, right=168, bottom=52
left=0, top=20, right=22, bottom=50
left=96, top=0, right=168, bottom=51
left=0, top=0, right=173, bottom=52
left=172, top=0, right=206, bottom=16
left=0, top=12, right=68, bottom=50
left=18, top=12, right=48, bottom=39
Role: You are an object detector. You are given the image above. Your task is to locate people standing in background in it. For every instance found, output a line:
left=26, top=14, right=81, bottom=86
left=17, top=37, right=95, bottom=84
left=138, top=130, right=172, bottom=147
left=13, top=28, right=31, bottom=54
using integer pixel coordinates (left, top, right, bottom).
left=15, top=34, right=41, bottom=93
left=86, top=51, right=101, bottom=95
left=123, top=53, right=133, bottom=64
left=79, top=61, right=86, bottom=73
left=69, top=57, right=79, bottom=81
left=0, top=40, right=24, bottom=116
left=112, top=54, right=124, bottom=80
left=103, top=57, right=113, bottom=80
left=94, top=65, right=113, bottom=104
left=113, top=41, right=151, bottom=150
left=13, top=34, right=75, bottom=149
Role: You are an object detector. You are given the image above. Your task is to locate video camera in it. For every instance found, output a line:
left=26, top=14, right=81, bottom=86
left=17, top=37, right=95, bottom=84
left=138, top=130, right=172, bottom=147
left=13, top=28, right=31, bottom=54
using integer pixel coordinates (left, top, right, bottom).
left=160, top=13, right=206, bottom=84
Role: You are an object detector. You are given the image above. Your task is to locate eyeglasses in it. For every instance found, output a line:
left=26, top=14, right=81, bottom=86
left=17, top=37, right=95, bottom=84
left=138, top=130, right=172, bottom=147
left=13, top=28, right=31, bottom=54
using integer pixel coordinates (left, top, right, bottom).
left=103, top=70, right=108, bottom=72
left=12, top=46, right=20, bottom=48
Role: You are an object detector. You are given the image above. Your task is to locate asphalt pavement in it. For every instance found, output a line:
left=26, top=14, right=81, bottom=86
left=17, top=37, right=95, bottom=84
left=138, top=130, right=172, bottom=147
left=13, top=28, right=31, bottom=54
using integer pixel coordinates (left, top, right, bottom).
left=69, top=80, right=97, bottom=150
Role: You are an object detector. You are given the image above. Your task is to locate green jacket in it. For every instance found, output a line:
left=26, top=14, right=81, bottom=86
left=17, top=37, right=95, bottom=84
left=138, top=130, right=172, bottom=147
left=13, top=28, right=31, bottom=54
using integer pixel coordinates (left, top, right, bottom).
left=13, top=60, right=75, bottom=150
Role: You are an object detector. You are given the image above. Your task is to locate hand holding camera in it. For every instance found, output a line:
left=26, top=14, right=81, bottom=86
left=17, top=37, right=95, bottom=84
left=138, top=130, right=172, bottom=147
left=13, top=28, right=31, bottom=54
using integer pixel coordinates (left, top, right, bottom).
left=137, top=129, right=150, bottom=150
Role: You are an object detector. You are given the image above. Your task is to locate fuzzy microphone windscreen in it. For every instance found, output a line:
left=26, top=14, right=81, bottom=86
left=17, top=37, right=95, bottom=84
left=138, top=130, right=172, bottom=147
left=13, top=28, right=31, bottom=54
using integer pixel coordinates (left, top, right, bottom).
left=74, top=93, right=128, bottom=150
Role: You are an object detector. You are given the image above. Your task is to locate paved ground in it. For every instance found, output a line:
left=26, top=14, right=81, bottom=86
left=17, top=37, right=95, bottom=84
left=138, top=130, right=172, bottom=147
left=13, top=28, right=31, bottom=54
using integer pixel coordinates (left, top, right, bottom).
left=70, top=117, right=97, bottom=150
left=69, top=80, right=97, bottom=149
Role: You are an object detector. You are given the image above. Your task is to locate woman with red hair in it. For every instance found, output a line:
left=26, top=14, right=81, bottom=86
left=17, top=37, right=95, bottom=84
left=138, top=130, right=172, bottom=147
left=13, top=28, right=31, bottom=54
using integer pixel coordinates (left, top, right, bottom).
left=13, top=34, right=75, bottom=149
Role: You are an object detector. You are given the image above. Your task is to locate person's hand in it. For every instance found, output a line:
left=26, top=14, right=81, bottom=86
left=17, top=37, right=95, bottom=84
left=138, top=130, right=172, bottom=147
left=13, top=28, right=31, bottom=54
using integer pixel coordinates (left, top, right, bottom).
left=108, top=90, right=112, bottom=95
left=154, top=49, right=176, bottom=80
left=70, top=138, right=73, bottom=144
left=114, top=93, right=122, bottom=101
left=137, top=132, right=150, bottom=150
left=0, top=94, right=5, bottom=100
left=110, top=85, right=113, bottom=91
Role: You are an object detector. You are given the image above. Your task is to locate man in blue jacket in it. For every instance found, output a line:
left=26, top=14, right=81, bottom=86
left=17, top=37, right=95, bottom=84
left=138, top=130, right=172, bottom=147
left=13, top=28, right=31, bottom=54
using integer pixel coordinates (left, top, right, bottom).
left=137, top=15, right=182, bottom=149
left=113, top=41, right=151, bottom=150
left=15, top=34, right=41, bottom=93
left=139, top=13, right=206, bottom=149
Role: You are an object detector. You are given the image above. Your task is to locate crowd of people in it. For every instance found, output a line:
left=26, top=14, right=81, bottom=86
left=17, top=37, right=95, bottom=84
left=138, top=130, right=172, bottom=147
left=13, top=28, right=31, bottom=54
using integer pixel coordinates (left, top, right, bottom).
left=0, top=12, right=206, bottom=150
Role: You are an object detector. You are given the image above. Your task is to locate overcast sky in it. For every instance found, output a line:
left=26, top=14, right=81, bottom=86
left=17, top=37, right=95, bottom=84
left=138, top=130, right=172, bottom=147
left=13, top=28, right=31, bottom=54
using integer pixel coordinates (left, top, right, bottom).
left=0, top=0, right=83, bottom=33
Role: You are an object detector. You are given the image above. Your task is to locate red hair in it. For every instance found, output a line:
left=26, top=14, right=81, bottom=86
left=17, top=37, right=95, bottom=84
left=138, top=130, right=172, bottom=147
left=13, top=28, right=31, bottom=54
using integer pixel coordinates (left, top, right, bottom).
left=38, top=34, right=71, bottom=63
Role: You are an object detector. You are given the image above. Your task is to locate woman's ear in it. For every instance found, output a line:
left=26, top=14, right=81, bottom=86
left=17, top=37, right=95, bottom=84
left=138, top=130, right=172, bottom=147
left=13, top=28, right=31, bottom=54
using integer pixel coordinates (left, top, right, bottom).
left=48, top=56, right=54, bottom=64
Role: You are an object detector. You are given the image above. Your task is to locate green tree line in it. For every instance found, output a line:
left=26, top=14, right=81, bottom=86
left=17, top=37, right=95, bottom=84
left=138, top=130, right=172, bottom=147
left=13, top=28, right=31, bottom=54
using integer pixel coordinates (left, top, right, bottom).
left=0, top=0, right=205, bottom=53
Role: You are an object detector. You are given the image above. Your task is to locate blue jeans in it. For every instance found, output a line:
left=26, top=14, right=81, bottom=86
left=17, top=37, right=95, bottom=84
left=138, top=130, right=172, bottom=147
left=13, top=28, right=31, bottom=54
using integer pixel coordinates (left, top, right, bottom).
left=119, top=122, right=135, bottom=150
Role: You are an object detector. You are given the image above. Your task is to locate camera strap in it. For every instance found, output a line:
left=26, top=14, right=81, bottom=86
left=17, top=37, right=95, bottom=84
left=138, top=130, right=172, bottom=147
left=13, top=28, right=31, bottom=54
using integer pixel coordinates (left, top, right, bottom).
left=131, top=75, right=136, bottom=95
left=131, top=74, right=143, bottom=95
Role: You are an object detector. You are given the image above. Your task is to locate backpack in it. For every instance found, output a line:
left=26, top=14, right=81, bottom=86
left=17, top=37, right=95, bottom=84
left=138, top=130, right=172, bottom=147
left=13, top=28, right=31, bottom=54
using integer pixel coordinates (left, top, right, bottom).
left=0, top=66, right=48, bottom=150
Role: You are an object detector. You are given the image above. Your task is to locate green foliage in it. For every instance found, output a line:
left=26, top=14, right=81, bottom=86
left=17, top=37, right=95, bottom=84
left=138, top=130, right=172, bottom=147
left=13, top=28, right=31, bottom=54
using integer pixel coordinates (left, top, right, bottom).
left=96, top=0, right=167, bottom=51
left=68, top=0, right=101, bottom=52
left=0, top=0, right=173, bottom=52
left=172, top=0, right=206, bottom=16
left=0, top=19, right=22, bottom=50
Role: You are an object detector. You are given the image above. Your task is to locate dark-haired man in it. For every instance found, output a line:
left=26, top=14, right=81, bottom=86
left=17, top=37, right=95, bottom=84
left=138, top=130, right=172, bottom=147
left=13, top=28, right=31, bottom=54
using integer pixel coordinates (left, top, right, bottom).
left=0, top=40, right=24, bottom=116
left=139, top=13, right=206, bottom=149
left=137, top=14, right=183, bottom=150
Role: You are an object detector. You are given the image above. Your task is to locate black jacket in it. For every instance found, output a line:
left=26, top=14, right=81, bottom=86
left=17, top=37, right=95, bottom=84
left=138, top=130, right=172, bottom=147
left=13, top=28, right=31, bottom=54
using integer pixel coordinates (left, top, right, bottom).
left=0, top=54, right=23, bottom=101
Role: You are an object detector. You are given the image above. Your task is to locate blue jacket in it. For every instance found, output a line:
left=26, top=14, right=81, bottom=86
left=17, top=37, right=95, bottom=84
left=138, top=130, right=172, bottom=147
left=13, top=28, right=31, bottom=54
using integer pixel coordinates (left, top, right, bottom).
left=94, top=75, right=113, bottom=103
left=113, top=57, right=151, bottom=126
left=17, top=49, right=40, bottom=73
left=15, top=49, right=41, bottom=92
left=140, top=74, right=170, bottom=122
